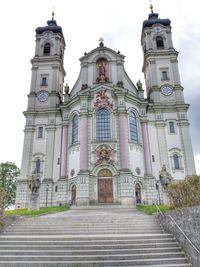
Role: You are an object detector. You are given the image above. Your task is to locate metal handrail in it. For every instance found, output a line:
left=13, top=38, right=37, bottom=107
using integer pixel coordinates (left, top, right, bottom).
left=155, top=204, right=200, bottom=256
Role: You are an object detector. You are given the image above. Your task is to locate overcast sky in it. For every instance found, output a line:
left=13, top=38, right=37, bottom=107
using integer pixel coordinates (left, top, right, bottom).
left=0, top=0, right=199, bottom=174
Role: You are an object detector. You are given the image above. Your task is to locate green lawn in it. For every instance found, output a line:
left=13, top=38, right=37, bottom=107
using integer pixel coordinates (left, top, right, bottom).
left=4, top=205, right=68, bottom=216
left=136, top=205, right=171, bottom=215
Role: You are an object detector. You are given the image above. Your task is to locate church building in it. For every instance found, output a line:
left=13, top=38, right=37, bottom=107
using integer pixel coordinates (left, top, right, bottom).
left=15, top=7, right=196, bottom=208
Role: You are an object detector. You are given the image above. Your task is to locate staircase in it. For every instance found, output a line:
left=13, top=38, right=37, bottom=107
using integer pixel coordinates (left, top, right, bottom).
left=0, top=205, right=191, bottom=266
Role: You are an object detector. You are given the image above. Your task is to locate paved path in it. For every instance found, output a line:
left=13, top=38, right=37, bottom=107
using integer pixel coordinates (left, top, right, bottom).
left=0, top=205, right=191, bottom=266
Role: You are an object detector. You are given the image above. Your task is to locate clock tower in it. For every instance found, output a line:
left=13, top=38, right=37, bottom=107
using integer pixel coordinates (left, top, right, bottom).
left=141, top=4, right=185, bottom=104
left=17, top=13, right=66, bottom=208
left=28, top=12, right=66, bottom=110
left=141, top=5, right=196, bottom=176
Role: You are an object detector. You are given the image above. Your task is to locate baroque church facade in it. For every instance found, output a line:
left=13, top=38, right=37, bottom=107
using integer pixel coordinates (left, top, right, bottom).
left=15, top=9, right=196, bottom=208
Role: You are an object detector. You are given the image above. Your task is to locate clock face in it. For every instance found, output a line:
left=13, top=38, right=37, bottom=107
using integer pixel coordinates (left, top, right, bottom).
left=154, top=27, right=161, bottom=33
left=161, top=85, right=173, bottom=96
left=37, top=91, right=49, bottom=102
left=44, top=32, right=52, bottom=39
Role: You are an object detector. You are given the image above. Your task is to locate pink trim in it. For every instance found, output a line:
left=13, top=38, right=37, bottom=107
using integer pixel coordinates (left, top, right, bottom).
left=119, top=113, right=129, bottom=169
left=80, top=115, right=88, bottom=170
left=141, top=122, right=152, bottom=175
left=61, top=125, right=68, bottom=177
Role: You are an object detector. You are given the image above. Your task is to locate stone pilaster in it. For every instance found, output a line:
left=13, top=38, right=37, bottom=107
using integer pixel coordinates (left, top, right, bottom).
left=119, top=113, right=129, bottom=170
left=61, top=125, right=68, bottom=177
left=178, top=121, right=196, bottom=175
left=45, top=126, right=56, bottom=179
left=141, top=121, right=152, bottom=176
left=80, top=114, right=88, bottom=171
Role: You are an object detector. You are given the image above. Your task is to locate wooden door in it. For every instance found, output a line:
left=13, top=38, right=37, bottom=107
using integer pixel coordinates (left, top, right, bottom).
left=98, top=179, right=113, bottom=203
left=71, top=185, right=76, bottom=204
left=135, top=183, right=142, bottom=204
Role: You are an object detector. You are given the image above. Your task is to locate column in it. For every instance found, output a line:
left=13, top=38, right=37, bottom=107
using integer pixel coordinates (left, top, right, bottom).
left=141, top=121, right=152, bottom=176
left=61, top=125, right=68, bottom=177
left=119, top=113, right=129, bottom=169
left=80, top=114, right=88, bottom=170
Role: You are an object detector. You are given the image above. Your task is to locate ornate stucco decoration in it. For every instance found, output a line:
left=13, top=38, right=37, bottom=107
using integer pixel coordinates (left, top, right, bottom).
left=96, top=145, right=114, bottom=165
left=94, top=89, right=113, bottom=110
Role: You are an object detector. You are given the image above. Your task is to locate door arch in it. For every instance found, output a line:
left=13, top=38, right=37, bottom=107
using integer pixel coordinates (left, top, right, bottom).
left=98, top=169, right=113, bottom=203
left=71, top=184, right=76, bottom=204
left=135, top=183, right=142, bottom=204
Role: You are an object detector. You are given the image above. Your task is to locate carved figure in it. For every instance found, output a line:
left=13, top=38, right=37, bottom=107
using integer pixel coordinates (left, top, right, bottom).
left=159, top=164, right=172, bottom=187
left=28, top=173, right=41, bottom=193
left=137, top=80, right=143, bottom=90
left=64, top=83, right=69, bottom=95
left=96, top=60, right=109, bottom=83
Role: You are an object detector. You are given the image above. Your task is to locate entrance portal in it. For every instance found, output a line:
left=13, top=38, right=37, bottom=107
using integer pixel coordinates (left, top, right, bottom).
left=135, top=183, right=142, bottom=204
left=71, top=185, right=76, bottom=204
left=98, top=169, right=113, bottom=204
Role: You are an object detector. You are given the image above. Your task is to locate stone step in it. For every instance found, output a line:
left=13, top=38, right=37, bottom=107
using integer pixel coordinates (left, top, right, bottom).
left=8, top=225, right=160, bottom=229
left=0, top=234, right=176, bottom=242
left=0, top=257, right=189, bottom=265
left=0, top=247, right=182, bottom=255
left=0, top=207, right=190, bottom=266
left=0, top=242, right=179, bottom=249
left=0, top=251, right=186, bottom=260
left=0, top=262, right=192, bottom=267
left=0, top=239, right=177, bottom=247
left=2, top=230, right=164, bottom=235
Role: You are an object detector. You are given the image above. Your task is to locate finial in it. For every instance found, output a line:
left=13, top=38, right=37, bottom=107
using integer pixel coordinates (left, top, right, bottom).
left=52, top=10, right=55, bottom=20
left=99, top=37, right=104, bottom=47
left=149, top=0, right=154, bottom=13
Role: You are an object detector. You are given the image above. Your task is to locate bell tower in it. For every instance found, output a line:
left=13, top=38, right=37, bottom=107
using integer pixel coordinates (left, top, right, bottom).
left=141, top=5, right=196, bottom=178
left=28, top=11, right=66, bottom=109
left=16, top=13, right=67, bottom=208
left=141, top=4, right=184, bottom=104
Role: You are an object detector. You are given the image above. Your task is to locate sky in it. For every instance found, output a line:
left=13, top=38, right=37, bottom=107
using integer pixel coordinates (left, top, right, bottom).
left=0, top=0, right=199, bottom=174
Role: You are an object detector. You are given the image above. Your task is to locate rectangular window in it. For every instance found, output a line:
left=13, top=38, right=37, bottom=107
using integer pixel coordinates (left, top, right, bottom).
left=41, top=77, right=47, bottom=86
left=161, top=71, right=168, bottom=81
left=169, top=121, right=175, bottom=133
left=38, top=127, right=43, bottom=138
left=152, top=155, right=155, bottom=162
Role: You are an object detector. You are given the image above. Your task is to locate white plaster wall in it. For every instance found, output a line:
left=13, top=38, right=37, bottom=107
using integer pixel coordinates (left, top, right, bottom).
left=148, top=123, right=161, bottom=178
left=52, top=126, right=62, bottom=181
left=68, top=146, right=80, bottom=178
left=128, top=145, right=145, bottom=177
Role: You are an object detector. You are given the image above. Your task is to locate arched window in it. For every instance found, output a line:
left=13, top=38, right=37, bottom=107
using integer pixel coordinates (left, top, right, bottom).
left=36, top=159, right=41, bottom=174
left=129, top=112, right=138, bottom=143
left=156, top=36, right=164, bottom=49
left=173, top=154, right=180, bottom=169
left=72, top=115, right=78, bottom=144
left=43, top=43, right=51, bottom=56
left=96, top=109, right=111, bottom=141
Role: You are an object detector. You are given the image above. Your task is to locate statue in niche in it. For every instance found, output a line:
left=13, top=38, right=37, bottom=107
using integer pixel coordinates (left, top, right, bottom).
left=96, top=59, right=109, bottom=83
left=159, top=164, right=172, bottom=188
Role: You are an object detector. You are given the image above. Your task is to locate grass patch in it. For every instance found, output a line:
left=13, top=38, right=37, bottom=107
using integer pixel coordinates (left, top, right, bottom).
left=137, top=205, right=171, bottom=215
left=4, top=205, right=68, bottom=216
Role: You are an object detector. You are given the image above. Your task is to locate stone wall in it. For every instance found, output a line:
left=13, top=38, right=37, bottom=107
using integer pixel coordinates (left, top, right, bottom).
left=157, top=206, right=200, bottom=267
